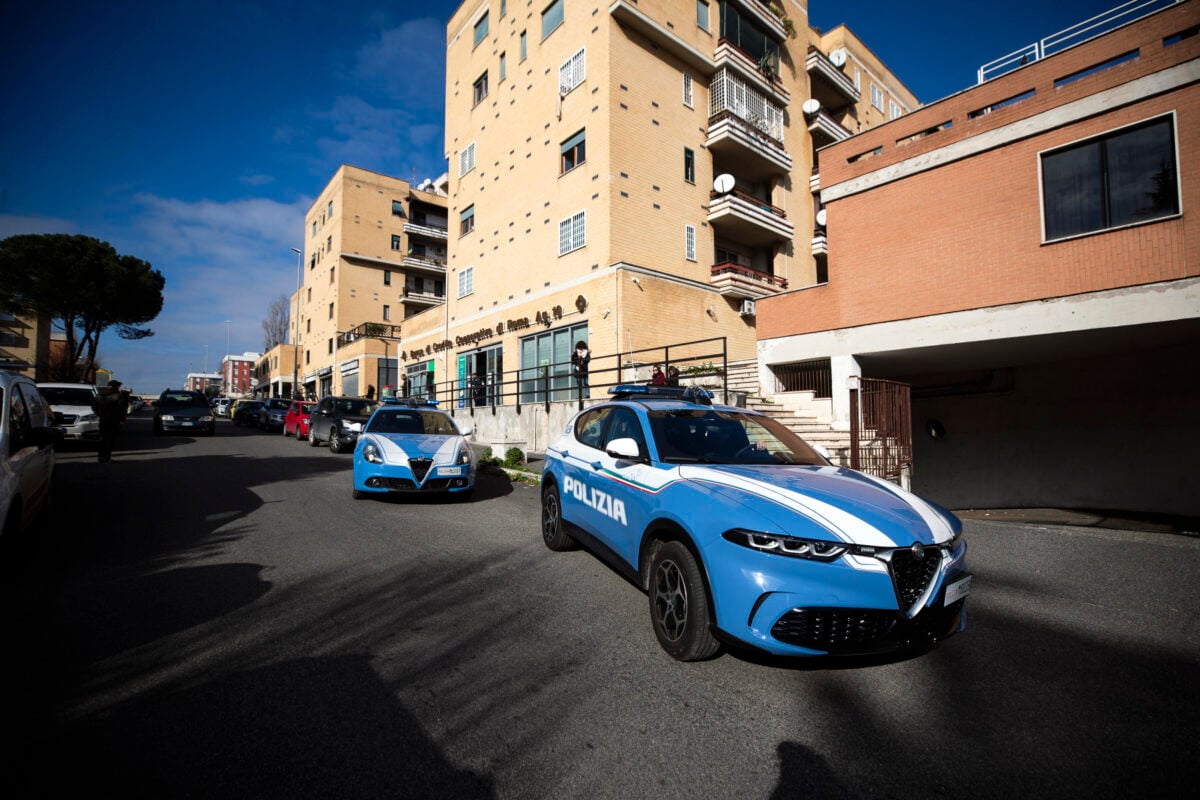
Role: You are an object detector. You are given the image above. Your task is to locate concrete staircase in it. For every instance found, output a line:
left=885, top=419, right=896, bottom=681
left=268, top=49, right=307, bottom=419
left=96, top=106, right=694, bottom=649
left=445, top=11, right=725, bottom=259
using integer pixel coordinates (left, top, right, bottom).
left=723, top=360, right=852, bottom=466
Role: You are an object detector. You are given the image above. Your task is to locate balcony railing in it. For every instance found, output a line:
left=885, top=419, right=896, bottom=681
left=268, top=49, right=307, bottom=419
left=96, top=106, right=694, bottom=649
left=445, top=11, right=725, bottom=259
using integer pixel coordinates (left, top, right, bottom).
left=338, top=322, right=401, bottom=349
left=402, top=288, right=446, bottom=306
left=403, top=221, right=448, bottom=240
left=401, top=253, right=448, bottom=274
left=709, top=69, right=785, bottom=142
left=708, top=188, right=794, bottom=245
left=710, top=262, right=788, bottom=300
left=806, top=46, right=860, bottom=104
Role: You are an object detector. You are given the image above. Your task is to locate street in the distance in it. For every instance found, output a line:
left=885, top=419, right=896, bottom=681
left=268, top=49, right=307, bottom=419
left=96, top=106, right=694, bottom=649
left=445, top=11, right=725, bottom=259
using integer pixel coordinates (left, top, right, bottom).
left=4, top=411, right=1197, bottom=799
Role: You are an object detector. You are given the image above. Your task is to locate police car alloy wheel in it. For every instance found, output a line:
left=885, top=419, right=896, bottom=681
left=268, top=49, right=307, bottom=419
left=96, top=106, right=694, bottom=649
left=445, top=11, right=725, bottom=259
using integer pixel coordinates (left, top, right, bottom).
left=648, top=540, right=719, bottom=661
left=541, top=483, right=576, bottom=551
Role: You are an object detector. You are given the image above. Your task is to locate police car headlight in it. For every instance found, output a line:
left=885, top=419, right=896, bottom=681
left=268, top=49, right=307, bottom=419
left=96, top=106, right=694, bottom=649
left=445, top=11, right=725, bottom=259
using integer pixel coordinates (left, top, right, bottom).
left=363, top=443, right=383, bottom=464
left=722, top=529, right=848, bottom=562
left=456, top=446, right=471, bottom=465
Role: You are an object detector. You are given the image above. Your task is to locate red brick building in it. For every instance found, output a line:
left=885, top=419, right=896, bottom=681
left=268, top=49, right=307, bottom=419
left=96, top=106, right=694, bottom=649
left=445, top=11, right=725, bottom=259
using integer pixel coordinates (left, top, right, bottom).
left=757, top=1, right=1199, bottom=516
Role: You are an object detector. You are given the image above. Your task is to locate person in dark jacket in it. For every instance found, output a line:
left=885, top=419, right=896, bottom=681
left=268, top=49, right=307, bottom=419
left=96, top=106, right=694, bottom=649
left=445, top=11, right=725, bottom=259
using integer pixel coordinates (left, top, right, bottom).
left=570, top=341, right=591, bottom=396
left=92, top=380, right=128, bottom=462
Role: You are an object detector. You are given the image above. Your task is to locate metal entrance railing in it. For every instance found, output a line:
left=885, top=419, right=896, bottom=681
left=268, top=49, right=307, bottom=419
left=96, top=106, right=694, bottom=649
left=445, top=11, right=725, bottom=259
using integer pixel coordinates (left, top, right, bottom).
left=850, top=377, right=913, bottom=488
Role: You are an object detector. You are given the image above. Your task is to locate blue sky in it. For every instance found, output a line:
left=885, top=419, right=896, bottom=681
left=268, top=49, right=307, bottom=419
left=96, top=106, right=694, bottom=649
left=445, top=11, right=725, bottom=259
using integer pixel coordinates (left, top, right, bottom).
left=0, top=0, right=1111, bottom=393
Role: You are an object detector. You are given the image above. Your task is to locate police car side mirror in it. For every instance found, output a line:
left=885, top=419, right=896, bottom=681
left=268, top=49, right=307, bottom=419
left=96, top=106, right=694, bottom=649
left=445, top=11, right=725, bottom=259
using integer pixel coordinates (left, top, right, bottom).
left=458, top=424, right=474, bottom=437
left=606, top=437, right=642, bottom=461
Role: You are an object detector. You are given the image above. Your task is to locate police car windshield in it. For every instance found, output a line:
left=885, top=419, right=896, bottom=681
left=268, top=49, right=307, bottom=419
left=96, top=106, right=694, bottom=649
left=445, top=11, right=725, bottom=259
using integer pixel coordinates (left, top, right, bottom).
left=367, top=409, right=459, bottom=435
left=647, top=409, right=827, bottom=466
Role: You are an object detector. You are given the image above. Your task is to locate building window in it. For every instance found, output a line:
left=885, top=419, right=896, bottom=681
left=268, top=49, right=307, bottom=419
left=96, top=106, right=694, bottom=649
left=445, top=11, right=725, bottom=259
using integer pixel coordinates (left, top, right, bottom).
left=682, top=73, right=693, bottom=108
left=330, top=266, right=335, bottom=283
left=871, top=84, right=883, bottom=112
left=392, top=199, right=405, bottom=216
left=697, top=1, right=709, bottom=32
left=307, top=319, right=311, bottom=333
left=1042, top=115, right=1179, bottom=242
left=500, top=52, right=507, bottom=82
left=328, top=200, right=333, bottom=218
left=558, top=210, right=586, bottom=255
left=473, top=71, right=488, bottom=105
left=685, top=225, right=697, bottom=261
left=559, top=47, right=585, bottom=95
left=307, top=288, right=311, bottom=301
left=391, top=235, right=401, bottom=251
left=520, top=30, right=527, bottom=61
left=460, top=205, right=476, bottom=235
left=306, top=350, right=310, bottom=364
left=854, top=68, right=861, bottom=90
left=542, top=0, right=563, bottom=39
left=519, top=321, right=589, bottom=403
left=459, top=141, right=476, bottom=177
left=458, top=266, right=475, bottom=298
left=328, top=302, right=333, bottom=319
left=561, top=129, right=586, bottom=173
left=890, top=101, right=901, bottom=120
left=474, top=11, right=489, bottom=47
left=383, top=305, right=390, bottom=321
left=501, top=0, right=507, bottom=18
left=384, top=270, right=392, bottom=286
left=684, top=147, right=695, bottom=183
left=328, top=339, right=333, bottom=355
left=326, top=235, right=332, bottom=253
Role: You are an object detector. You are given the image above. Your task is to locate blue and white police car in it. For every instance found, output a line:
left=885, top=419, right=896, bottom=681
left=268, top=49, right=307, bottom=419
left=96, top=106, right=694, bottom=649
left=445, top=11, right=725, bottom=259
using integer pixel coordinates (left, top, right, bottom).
left=352, top=398, right=476, bottom=500
left=540, top=385, right=970, bottom=661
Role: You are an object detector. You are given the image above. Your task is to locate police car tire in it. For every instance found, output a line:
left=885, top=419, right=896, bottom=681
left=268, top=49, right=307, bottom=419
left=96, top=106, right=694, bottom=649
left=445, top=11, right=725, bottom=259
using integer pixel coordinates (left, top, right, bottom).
left=648, top=540, right=719, bottom=661
left=541, top=484, right=576, bottom=551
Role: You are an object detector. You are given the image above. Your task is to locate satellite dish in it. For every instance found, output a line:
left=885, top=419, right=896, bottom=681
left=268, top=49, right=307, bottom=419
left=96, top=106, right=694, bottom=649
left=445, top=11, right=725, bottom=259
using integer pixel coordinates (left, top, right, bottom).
left=713, top=173, right=735, bottom=194
left=801, top=98, right=821, bottom=117
left=829, top=48, right=847, bottom=68
left=816, top=209, right=827, bottom=227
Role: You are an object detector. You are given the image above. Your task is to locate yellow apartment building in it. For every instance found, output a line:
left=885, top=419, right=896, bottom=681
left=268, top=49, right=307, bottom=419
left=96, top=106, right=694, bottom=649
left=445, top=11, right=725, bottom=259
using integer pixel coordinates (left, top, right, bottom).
left=390, top=0, right=914, bottom=407
left=291, top=165, right=449, bottom=399
left=0, top=311, right=50, bottom=377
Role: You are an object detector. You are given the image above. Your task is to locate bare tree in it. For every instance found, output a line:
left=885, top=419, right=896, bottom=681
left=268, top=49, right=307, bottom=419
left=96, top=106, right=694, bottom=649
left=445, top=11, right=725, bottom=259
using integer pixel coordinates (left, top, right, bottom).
left=261, top=295, right=290, bottom=351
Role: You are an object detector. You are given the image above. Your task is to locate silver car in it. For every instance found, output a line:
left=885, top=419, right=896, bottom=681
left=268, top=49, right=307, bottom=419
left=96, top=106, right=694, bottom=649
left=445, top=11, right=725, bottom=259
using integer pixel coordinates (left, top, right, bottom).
left=37, top=383, right=101, bottom=442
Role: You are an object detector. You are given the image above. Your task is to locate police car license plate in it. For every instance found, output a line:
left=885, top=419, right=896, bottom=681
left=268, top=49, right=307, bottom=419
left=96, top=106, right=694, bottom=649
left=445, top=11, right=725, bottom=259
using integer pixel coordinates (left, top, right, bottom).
left=944, top=574, right=972, bottom=605
left=437, top=466, right=464, bottom=477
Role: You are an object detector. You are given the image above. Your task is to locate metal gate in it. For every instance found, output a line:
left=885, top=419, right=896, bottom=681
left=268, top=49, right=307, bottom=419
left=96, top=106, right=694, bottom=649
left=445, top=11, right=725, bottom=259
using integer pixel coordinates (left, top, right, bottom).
left=850, top=377, right=913, bottom=488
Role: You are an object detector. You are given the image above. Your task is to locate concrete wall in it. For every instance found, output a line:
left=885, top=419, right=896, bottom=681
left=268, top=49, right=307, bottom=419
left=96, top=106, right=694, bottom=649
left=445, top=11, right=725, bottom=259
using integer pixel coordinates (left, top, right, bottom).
left=912, top=340, right=1200, bottom=517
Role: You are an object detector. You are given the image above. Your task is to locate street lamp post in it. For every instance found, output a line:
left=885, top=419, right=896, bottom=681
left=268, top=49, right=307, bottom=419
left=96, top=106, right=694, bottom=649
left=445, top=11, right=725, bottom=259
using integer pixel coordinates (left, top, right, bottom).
left=290, top=247, right=303, bottom=399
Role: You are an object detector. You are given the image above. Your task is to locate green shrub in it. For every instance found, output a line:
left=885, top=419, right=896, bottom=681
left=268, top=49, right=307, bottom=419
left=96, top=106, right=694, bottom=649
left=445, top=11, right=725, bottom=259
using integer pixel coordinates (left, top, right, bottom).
left=504, top=447, right=525, bottom=467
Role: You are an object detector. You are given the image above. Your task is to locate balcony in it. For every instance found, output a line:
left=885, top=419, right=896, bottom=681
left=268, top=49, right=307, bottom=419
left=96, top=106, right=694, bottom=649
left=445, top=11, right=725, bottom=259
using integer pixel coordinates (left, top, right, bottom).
left=338, top=322, right=401, bottom=349
left=401, top=253, right=447, bottom=275
left=710, top=262, right=788, bottom=301
left=707, top=70, right=790, bottom=181
left=811, top=228, right=828, bottom=256
left=806, top=46, right=860, bottom=107
left=401, top=288, right=446, bottom=308
left=806, top=106, right=854, bottom=148
left=713, top=40, right=790, bottom=106
left=707, top=188, right=794, bottom=246
left=403, top=220, right=448, bottom=242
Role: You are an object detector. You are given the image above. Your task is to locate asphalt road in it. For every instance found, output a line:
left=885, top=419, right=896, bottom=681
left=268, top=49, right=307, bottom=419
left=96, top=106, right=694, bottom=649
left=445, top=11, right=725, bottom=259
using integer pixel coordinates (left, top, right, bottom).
left=4, top=410, right=1198, bottom=799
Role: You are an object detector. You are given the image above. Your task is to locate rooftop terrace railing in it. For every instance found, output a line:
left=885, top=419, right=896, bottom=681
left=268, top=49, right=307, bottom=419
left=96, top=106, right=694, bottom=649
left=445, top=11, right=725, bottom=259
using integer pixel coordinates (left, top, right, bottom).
left=977, top=0, right=1183, bottom=83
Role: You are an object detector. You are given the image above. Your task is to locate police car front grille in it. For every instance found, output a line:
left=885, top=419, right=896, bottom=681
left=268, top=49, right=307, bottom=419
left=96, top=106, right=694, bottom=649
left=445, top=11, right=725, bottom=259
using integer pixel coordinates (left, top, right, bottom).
left=409, top=458, right=432, bottom=480
left=369, top=477, right=452, bottom=492
left=771, top=608, right=897, bottom=652
left=889, top=548, right=941, bottom=610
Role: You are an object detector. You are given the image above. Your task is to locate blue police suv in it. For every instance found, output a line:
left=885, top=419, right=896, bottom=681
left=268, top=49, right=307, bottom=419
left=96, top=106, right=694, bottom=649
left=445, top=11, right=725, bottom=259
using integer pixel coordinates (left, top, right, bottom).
left=540, top=385, right=970, bottom=661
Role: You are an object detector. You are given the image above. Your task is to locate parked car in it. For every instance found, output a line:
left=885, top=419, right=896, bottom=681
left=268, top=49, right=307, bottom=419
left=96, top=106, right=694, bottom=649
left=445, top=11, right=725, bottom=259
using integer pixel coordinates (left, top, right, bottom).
left=352, top=399, right=475, bottom=499
left=283, top=401, right=315, bottom=439
left=232, top=400, right=264, bottom=427
left=1, top=370, right=58, bottom=538
left=214, top=397, right=232, bottom=417
left=36, top=382, right=101, bottom=443
left=540, top=384, right=971, bottom=661
left=153, top=389, right=216, bottom=436
left=258, top=398, right=291, bottom=432
left=308, top=396, right=378, bottom=453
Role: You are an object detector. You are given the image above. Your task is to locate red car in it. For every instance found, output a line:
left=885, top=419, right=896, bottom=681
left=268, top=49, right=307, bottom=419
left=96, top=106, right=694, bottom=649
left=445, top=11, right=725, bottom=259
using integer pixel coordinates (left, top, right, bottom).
left=283, top=401, right=316, bottom=439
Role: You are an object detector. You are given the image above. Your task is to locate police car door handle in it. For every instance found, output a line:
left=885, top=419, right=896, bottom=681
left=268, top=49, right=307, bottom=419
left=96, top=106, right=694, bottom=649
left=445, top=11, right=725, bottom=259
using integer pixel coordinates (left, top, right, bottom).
left=590, top=461, right=602, bottom=470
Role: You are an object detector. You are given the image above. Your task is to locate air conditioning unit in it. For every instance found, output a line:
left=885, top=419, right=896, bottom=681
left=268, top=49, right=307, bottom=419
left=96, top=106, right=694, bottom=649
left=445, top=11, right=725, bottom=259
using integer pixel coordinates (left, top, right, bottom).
left=739, top=299, right=756, bottom=317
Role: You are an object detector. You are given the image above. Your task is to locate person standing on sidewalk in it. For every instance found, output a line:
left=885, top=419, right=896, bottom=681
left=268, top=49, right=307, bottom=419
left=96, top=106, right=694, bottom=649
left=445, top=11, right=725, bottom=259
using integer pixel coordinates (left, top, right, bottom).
left=92, top=380, right=128, bottom=462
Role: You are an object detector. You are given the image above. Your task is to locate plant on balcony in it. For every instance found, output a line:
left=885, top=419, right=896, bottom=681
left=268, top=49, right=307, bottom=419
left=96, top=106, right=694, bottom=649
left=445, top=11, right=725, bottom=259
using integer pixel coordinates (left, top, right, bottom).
left=362, top=322, right=386, bottom=338
left=766, top=3, right=798, bottom=39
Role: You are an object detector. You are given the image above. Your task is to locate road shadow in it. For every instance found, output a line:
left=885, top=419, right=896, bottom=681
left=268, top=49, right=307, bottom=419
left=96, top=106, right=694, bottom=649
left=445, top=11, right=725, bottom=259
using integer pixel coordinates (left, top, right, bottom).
left=12, top=655, right=495, bottom=799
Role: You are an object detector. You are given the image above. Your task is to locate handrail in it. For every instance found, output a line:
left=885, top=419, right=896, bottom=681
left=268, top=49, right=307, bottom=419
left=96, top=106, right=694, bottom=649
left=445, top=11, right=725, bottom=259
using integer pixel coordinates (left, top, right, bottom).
left=399, top=336, right=732, bottom=413
left=977, top=0, right=1181, bottom=83
left=709, top=187, right=788, bottom=219
left=711, top=261, right=788, bottom=288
